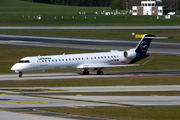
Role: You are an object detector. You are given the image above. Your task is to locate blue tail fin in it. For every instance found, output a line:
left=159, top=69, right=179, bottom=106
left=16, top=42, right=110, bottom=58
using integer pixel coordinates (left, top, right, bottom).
left=135, top=34, right=155, bottom=54
left=129, top=34, right=172, bottom=64
left=135, top=34, right=172, bottom=54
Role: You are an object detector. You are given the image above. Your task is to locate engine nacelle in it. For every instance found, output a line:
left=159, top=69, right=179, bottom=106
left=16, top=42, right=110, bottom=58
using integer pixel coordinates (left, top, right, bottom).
left=124, top=50, right=137, bottom=59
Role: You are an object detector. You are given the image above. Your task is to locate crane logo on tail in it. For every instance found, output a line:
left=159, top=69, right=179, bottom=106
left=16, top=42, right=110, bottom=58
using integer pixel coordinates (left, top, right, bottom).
left=140, top=41, right=148, bottom=52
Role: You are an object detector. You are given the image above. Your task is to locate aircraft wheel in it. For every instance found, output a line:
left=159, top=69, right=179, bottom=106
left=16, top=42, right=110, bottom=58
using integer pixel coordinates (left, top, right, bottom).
left=19, top=72, right=23, bottom=77
left=97, top=71, right=103, bottom=75
left=83, top=71, right=89, bottom=75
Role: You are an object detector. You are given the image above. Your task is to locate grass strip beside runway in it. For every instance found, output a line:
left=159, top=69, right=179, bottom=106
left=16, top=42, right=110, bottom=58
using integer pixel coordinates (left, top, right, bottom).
left=1, top=0, right=180, bottom=26
left=0, top=76, right=180, bottom=87
left=0, top=0, right=180, bottom=26
left=41, top=106, right=180, bottom=120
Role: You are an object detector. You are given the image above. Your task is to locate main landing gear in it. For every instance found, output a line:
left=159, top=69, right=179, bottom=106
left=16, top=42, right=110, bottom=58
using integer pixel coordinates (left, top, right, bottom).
left=19, top=72, right=23, bottom=77
left=83, top=70, right=103, bottom=75
left=97, top=70, right=103, bottom=75
left=83, top=70, right=89, bottom=75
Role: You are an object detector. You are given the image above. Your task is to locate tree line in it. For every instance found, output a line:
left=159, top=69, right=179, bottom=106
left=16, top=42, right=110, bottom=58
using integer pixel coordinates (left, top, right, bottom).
left=21, top=0, right=180, bottom=10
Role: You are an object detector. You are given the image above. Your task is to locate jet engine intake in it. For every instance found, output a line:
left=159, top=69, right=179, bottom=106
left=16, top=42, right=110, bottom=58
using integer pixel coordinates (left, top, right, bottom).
left=124, top=50, right=137, bottom=59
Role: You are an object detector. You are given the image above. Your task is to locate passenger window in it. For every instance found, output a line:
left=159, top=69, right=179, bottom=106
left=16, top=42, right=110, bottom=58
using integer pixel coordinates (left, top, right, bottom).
left=94, top=57, right=96, bottom=59
left=108, top=56, right=110, bottom=58
left=114, top=56, right=116, bottom=58
left=66, top=59, right=67, bottom=61
left=69, top=58, right=71, bottom=61
left=98, top=57, right=100, bottom=59
left=79, top=58, right=80, bottom=60
left=104, top=56, right=106, bottom=58
left=72, top=58, right=74, bottom=60
left=76, top=58, right=77, bottom=60
left=62, top=59, right=64, bottom=61
left=111, top=56, right=113, bottom=58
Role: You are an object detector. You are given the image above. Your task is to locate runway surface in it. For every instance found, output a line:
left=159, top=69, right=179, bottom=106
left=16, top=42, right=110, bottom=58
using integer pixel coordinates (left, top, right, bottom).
left=1, top=69, right=180, bottom=81
left=0, top=69, right=180, bottom=119
left=1, top=85, right=180, bottom=120
left=1, top=26, right=180, bottom=30
left=0, top=73, right=148, bottom=81
left=0, top=34, right=180, bottom=55
left=1, top=85, right=180, bottom=94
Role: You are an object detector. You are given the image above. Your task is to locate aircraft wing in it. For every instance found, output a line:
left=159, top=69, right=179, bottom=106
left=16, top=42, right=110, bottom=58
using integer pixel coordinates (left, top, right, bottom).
left=77, top=58, right=153, bottom=69
left=77, top=64, right=140, bottom=69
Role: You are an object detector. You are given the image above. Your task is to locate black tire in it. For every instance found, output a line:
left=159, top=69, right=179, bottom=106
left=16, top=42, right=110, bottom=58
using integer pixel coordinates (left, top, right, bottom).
left=97, top=71, right=103, bottom=75
left=83, top=71, right=89, bottom=75
left=19, top=72, right=23, bottom=77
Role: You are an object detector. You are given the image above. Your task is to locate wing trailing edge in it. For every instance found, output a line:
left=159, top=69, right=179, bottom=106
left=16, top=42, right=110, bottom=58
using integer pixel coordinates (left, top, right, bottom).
left=77, top=58, right=153, bottom=69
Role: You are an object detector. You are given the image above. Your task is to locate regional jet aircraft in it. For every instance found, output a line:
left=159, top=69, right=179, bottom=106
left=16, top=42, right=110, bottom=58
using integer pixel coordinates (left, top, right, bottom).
left=11, top=34, right=170, bottom=77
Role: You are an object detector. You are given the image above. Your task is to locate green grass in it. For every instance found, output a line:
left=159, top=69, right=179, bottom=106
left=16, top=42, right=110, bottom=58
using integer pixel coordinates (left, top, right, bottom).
left=41, top=106, right=180, bottom=120
left=1, top=76, right=180, bottom=87
left=1, top=0, right=180, bottom=26
left=0, top=29, right=180, bottom=42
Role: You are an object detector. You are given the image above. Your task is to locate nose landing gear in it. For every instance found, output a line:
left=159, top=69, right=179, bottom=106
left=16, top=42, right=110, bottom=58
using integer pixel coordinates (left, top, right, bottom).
left=19, top=72, right=23, bottom=77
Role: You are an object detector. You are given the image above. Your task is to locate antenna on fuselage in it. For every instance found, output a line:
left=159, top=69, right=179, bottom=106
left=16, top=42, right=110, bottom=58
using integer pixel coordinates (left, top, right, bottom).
left=38, top=54, right=40, bottom=59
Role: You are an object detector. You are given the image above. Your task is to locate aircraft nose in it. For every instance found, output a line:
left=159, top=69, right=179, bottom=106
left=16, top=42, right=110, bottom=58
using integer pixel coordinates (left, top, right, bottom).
left=11, top=65, right=16, bottom=71
left=11, top=64, right=23, bottom=72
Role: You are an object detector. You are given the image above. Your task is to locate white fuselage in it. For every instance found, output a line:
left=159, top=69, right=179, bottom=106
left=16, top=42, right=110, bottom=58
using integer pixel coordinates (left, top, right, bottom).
left=11, top=51, right=131, bottom=73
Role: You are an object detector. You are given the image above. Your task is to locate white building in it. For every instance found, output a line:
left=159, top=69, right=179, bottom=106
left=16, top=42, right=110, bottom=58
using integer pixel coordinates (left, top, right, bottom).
left=132, top=0, right=163, bottom=15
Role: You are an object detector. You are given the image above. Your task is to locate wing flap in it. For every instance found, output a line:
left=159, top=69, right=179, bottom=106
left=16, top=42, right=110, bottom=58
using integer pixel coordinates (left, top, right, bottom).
left=77, top=58, right=153, bottom=69
left=77, top=64, right=140, bottom=69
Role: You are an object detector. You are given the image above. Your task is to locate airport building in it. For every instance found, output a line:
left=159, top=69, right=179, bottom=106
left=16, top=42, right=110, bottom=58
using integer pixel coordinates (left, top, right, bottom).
left=132, top=0, right=166, bottom=15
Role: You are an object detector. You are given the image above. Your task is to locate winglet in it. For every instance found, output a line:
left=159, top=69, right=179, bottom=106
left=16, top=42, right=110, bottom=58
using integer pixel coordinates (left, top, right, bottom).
left=141, top=57, right=153, bottom=66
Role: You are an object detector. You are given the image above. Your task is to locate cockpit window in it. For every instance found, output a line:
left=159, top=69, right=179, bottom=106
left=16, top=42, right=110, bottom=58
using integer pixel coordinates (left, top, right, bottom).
left=18, top=60, right=30, bottom=63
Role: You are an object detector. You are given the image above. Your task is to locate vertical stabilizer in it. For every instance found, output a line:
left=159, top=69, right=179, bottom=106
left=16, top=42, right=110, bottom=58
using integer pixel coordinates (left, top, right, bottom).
left=135, top=34, right=155, bottom=54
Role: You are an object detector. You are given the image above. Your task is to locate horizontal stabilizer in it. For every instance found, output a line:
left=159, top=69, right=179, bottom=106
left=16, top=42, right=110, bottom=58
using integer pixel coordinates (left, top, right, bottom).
left=145, top=36, right=173, bottom=39
left=135, top=34, right=173, bottom=39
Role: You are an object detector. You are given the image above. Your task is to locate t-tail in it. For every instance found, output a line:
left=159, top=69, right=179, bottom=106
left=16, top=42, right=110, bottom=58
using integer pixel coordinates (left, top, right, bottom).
left=124, top=34, right=172, bottom=64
